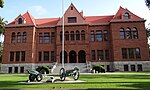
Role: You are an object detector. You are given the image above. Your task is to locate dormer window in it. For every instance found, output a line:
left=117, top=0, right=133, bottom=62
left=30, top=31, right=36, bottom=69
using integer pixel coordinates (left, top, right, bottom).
left=68, top=17, right=77, bottom=23
left=71, top=6, right=73, bottom=10
left=18, top=18, right=23, bottom=24
left=124, top=12, right=130, bottom=19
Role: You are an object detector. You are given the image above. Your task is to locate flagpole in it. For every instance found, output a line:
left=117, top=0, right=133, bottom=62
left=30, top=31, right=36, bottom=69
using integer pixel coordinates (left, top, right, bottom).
left=62, top=0, right=65, bottom=68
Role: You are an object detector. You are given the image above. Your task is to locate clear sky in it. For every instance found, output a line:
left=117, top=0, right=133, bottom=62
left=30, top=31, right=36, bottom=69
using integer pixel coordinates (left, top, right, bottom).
left=0, top=0, right=150, bottom=26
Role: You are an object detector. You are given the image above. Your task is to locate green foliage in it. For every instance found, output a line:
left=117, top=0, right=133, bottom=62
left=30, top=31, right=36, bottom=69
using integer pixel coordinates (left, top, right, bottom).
left=36, top=66, right=51, bottom=74
left=0, top=0, right=4, bottom=8
left=145, top=0, right=150, bottom=9
left=146, top=27, right=150, bottom=38
left=92, top=64, right=106, bottom=73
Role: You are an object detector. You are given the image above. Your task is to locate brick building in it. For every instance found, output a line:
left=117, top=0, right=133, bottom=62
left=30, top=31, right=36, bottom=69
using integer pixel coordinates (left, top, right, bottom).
left=1, top=4, right=150, bottom=73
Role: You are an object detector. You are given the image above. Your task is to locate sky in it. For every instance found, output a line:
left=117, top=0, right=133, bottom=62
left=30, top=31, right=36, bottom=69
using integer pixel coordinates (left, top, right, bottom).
left=0, top=0, right=150, bottom=41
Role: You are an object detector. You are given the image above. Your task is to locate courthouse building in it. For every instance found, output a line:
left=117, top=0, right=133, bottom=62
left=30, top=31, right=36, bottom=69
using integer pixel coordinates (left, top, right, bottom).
left=1, top=4, right=150, bottom=73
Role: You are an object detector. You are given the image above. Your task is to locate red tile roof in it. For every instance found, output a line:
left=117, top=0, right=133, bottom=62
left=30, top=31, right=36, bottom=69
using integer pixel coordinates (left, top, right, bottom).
left=35, top=18, right=59, bottom=26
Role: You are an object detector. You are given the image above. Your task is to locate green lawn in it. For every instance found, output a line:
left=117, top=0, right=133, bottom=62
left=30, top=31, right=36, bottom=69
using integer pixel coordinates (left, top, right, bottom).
left=0, top=72, right=150, bottom=89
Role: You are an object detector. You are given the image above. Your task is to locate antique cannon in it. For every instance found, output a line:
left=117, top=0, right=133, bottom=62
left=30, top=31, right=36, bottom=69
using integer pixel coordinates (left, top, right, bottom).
left=27, top=70, right=43, bottom=82
left=60, top=67, right=79, bottom=81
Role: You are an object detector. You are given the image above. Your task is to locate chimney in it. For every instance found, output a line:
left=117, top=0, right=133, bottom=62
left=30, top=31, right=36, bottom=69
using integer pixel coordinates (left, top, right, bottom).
left=80, top=10, right=83, bottom=16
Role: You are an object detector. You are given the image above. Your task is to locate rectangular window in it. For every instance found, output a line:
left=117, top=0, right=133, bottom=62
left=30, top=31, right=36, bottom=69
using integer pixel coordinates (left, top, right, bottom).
left=14, top=67, right=18, bottom=73
left=91, top=31, right=94, bottom=41
left=68, top=17, right=77, bottom=23
left=44, top=51, right=49, bottom=61
left=39, top=33, right=42, bottom=44
left=38, top=52, right=42, bottom=61
left=96, top=30, right=102, bottom=41
left=8, top=67, right=12, bottom=73
left=104, top=30, right=108, bottom=41
left=124, top=65, right=129, bottom=71
left=97, top=50, right=104, bottom=60
left=44, top=33, right=50, bottom=44
left=21, top=51, right=25, bottom=61
left=51, top=51, right=55, bottom=62
left=128, top=48, right=134, bottom=59
left=105, top=50, right=109, bottom=60
left=91, top=50, right=96, bottom=60
left=51, top=32, right=55, bottom=43
left=20, top=67, right=24, bottom=73
left=122, top=48, right=127, bottom=59
left=137, top=64, right=142, bottom=71
left=10, top=52, right=14, bottom=61
left=135, top=48, right=141, bottom=59
left=131, top=65, right=136, bottom=71
left=16, top=51, right=20, bottom=61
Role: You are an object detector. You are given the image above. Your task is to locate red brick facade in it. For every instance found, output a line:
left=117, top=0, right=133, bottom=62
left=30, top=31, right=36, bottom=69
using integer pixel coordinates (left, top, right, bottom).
left=1, top=4, right=149, bottom=73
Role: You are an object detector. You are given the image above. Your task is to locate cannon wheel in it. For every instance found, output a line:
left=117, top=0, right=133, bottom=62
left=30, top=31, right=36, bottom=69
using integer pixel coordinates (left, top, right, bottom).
left=36, top=74, right=43, bottom=82
left=29, top=74, right=36, bottom=81
left=60, top=68, right=66, bottom=81
left=73, top=70, right=79, bottom=80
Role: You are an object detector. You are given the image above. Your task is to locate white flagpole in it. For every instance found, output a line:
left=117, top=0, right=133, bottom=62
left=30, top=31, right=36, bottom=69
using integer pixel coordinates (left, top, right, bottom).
left=62, top=0, right=65, bottom=68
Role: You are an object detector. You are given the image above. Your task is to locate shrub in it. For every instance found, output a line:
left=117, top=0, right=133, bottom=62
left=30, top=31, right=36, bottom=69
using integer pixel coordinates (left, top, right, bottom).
left=36, top=66, right=51, bottom=74
left=92, top=65, right=106, bottom=73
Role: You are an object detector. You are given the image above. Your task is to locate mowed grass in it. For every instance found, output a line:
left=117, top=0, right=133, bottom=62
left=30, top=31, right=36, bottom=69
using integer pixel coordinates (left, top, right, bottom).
left=0, top=72, right=150, bottom=89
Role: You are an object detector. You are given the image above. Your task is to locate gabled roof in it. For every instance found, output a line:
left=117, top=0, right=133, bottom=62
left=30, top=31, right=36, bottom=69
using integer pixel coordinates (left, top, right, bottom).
left=35, top=18, right=59, bottom=26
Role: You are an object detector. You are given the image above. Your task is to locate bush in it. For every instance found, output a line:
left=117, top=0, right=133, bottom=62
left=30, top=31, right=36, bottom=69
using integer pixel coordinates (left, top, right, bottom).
left=92, top=65, right=106, bottom=73
left=36, top=66, right=51, bottom=74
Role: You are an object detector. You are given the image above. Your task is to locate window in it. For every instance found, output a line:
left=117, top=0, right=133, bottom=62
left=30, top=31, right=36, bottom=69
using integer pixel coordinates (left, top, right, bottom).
left=132, top=28, right=138, bottom=39
left=124, top=12, right=130, bottom=19
left=96, top=30, right=102, bottom=41
left=131, top=65, right=136, bottom=71
left=71, top=6, right=73, bottom=10
left=44, top=51, right=49, bottom=61
left=14, top=67, right=18, bottom=73
left=70, top=31, right=74, bottom=40
left=120, top=28, right=125, bottom=39
left=137, top=64, right=142, bottom=71
left=65, top=31, right=69, bottom=41
left=11, top=32, right=16, bottom=43
left=91, top=50, right=96, bottom=60
left=51, top=51, right=55, bottom=62
left=60, top=31, right=62, bottom=41
left=124, top=65, right=129, bottom=71
left=135, top=48, right=141, bottom=58
left=91, top=31, right=94, bottom=41
left=68, top=17, right=77, bottom=23
left=76, top=31, right=80, bottom=40
left=97, top=50, right=104, bottom=60
left=105, top=50, right=109, bottom=60
left=22, top=32, right=27, bottom=43
left=16, top=51, right=20, bottom=61
left=17, top=32, right=21, bottom=43
left=39, top=33, right=42, bottom=44
left=21, top=51, right=25, bottom=61
left=104, top=30, right=108, bottom=41
left=20, top=67, right=24, bottom=73
left=81, top=30, right=85, bottom=40
left=8, top=67, right=12, bottom=73
left=51, top=32, right=55, bottom=43
left=126, top=28, right=131, bottom=39
left=38, top=52, right=42, bottom=61
left=18, top=18, right=23, bottom=24
left=44, top=33, right=50, bottom=44
left=122, top=48, right=127, bottom=59
left=128, top=48, right=134, bottom=59
left=10, top=52, right=14, bottom=61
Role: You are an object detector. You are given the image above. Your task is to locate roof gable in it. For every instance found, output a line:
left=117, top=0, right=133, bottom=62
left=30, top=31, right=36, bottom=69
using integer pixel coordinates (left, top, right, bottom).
left=57, top=3, right=86, bottom=25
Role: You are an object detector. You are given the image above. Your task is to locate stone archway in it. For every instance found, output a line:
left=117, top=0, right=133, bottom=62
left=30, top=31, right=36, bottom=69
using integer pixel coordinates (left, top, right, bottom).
left=60, top=51, right=68, bottom=63
left=69, top=50, right=76, bottom=63
left=78, top=50, right=86, bottom=63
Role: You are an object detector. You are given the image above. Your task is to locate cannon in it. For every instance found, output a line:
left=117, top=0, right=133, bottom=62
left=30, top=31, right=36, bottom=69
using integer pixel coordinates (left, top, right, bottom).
left=27, top=70, right=43, bottom=82
left=60, top=67, right=79, bottom=81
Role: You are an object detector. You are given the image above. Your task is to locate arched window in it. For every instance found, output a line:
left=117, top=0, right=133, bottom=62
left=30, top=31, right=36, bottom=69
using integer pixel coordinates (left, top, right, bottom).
left=124, top=12, right=130, bottom=19
left=76, top=31, right=80, bottom=40
left=65, top=31, right=69, bottom=41
left=132, top=27, right=138, bottom=39
left=70, top=31, right=74, bottom=40
left=126, top=28, right=131, bottom=39
left=120, top=28, right=125, bottom=39
left=60, top=31, right=62, bottom=41
left=17, top=32, right=21, bottom=43
left=18, top=18, right=23, bottom=24
left=22, top=32, right=27, bottom=43
left=11, top=32, right=16, bottom=43
left=81, top=30, right=85, bottom=40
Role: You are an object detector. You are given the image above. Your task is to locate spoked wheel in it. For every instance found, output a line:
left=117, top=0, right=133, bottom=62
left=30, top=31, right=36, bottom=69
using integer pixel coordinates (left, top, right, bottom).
left=73, top=70, right=79, bottom=80
left=36, top=74, right=43, bottom=82
left=60, top=68, right=66, bottom=81
left=29, top=74, right=36, bottom=82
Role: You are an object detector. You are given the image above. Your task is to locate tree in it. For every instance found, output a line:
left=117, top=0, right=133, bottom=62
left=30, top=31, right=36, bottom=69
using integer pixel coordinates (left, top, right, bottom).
left=0, top=16, right=7, bottom=36
left=145, top=0, right=150, bottom=9
left=0, top=0, right=4, bottom=8
left=146, top=27, right=150, bottom=38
